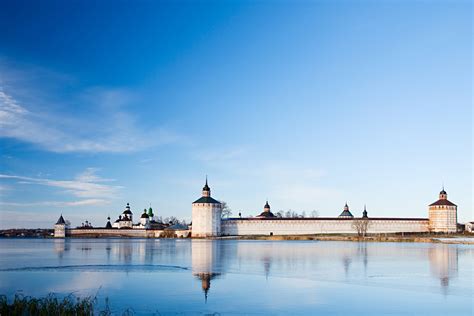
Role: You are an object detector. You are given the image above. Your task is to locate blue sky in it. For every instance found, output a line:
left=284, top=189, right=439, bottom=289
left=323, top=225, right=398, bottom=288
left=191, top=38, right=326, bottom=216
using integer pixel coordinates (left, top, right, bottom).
left=0, top=0, right=471, bottom=228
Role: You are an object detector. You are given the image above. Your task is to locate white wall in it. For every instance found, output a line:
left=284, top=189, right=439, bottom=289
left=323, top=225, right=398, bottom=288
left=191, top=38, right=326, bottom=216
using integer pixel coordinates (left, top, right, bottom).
left=221, top=218, right=429, bottom=236
left=192, top=203, right=222, bottom=237
left=429, top=206, right=457, bottom=233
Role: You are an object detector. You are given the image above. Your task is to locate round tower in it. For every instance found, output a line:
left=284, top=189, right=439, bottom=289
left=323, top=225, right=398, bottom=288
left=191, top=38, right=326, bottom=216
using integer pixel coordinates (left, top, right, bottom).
left=428, top=188, right=457, bottom=233
left=192, top=178, right=222, bottom=237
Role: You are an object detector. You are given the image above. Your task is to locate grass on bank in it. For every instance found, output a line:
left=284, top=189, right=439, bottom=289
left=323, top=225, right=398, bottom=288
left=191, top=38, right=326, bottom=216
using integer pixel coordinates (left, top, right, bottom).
left=237, top=232, right=473, bottom=243
left=0, top=294, right=118, bottom=316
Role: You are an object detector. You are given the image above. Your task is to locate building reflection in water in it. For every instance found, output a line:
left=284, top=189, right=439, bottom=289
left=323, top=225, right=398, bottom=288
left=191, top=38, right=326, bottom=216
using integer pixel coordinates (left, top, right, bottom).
left=51, top=239, right=461, bottom=299
left=191, top=240, right=221, bottom=302
left=428, top=245, right=458, bottom=294
left=53, top=238, right=70, bottom=259
left=190, top=241, right=461, bottom=299
left=262, top=256, right=271, bottom=280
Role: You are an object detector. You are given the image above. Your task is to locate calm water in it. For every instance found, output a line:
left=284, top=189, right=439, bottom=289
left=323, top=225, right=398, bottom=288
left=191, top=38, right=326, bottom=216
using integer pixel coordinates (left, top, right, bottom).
left=0, top=239, right=472, bottom=315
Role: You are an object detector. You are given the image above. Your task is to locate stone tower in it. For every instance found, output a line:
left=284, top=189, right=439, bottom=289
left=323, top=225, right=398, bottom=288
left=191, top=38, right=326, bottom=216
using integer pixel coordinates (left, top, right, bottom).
left=54, top=214, right=67, bottom=238
left=428, top=188, right=457, bottom=233
left=192, top=178, right=222, bottom=237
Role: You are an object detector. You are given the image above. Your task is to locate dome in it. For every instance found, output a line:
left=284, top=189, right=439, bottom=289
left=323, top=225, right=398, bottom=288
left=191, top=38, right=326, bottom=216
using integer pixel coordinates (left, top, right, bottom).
left=264, top=201, right=270, bottom=209
left=440, top=189, right=447, bottom=195
left=123, top=203, right=133, bottom=215
left=258, top=211, right=275, bottom=218
left=141, top=209, right=149, bottom=218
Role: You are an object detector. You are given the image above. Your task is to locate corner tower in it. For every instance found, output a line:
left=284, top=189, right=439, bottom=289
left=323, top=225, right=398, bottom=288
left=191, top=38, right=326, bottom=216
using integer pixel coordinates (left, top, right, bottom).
left=428, top=188, right=457, bottom=233
left=54, top=214, right=67, bottom=238
left=192, top=178, right=222, bottom=237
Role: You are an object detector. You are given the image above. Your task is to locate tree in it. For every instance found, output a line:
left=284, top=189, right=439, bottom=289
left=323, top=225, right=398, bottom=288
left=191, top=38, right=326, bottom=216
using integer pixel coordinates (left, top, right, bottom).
left=163, top=216, right=186, bottom=225
left=220, top=201, right=232, bottom=218
left=352, top=218, right=371, bottom=237
left=310, top=210, right=319, bottom=218
left=276, top=211, right=284, bottom=218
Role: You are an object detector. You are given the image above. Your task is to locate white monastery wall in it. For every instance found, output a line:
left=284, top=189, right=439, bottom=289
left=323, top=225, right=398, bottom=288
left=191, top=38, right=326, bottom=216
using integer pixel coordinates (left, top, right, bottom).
left=221, top=218, right=429, bottom=236
left=68, top=229, right=187, bottom=238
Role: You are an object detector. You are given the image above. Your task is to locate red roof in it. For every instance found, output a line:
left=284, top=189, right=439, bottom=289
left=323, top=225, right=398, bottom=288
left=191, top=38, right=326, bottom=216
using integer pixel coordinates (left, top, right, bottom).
left=429, top=199, right=457, bottom=207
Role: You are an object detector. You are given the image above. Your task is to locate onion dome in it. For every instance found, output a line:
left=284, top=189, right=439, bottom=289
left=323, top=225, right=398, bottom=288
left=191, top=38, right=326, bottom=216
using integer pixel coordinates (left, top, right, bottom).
left=430, top=187, right=457, bottom=207
left=194, top=177, right=221, bottom=204
left=438, top=186, right=448, bottom=200
left=141, top=209, right=149, bottom=218
left=123, top=203, right=133, bottom=215
left=147, top=206, right=154, bottom=217
left=200, top=177, right=212, bottom=197
left=257, top=200, right=275, bottom=218
left=203, top=177, right=210, bottom=192
left=105, top=217, right=112, bottom=229
left=56, top=214, right=66, bottom=225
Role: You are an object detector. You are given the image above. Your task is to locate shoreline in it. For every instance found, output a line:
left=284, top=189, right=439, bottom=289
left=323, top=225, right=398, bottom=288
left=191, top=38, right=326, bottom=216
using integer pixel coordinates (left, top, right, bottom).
left=1, top=231, right=473, bottom=244
left=231, top=234, right=474, bottom=244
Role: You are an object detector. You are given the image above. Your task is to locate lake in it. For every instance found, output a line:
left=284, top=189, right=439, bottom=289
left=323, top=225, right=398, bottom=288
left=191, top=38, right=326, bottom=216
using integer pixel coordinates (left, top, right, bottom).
left=0, top=238, right=472, bottom=315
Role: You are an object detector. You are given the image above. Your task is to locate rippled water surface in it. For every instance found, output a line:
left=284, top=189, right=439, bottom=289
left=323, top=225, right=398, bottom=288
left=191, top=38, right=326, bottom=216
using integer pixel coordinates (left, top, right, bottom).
left=0, top=238, right=472, bottom=315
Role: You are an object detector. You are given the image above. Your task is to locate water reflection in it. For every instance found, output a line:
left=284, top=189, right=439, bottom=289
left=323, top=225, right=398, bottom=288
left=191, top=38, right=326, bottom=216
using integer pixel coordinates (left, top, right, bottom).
left=429, top=245, right=458, bottom=292
left=188, top=241, right=462, bottom=300
left=191, top=241, right=222, bottom=302
left=38, top=240, right=470, bottom=303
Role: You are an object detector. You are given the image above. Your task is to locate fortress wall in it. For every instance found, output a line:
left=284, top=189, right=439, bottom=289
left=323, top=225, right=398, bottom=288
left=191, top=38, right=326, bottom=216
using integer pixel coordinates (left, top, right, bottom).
left=221, top=218, right=429, bottom=236
left=69, top=229, right=154, bottom=238
left=67, top=228, right=190, bottom=238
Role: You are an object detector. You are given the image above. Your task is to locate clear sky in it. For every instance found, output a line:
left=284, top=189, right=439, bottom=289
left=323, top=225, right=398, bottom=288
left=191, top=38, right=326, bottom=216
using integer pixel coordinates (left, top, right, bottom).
left=0, top=0, right=472, bottom=228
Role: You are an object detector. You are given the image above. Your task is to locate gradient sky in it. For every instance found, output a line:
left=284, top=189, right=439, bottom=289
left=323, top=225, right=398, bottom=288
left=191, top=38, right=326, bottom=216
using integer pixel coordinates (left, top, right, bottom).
left=0, top=0, right=472, bottom=228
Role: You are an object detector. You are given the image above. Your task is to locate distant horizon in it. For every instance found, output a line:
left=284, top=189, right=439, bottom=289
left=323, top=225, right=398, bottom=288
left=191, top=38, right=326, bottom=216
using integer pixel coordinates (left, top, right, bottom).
left=0, top=1, right=472, bottom=228
left=0, top=182, right=465, bottom=229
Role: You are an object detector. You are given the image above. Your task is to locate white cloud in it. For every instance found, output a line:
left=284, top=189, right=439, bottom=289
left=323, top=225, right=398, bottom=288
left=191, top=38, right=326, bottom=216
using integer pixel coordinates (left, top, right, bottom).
left=0, top=61, right=180, bottom=153
left=0, top=168, right=121, bottom=205
left=0, top=199, right=109, bottom=207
